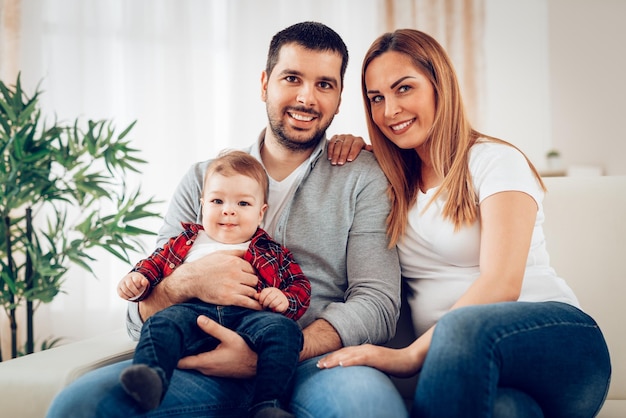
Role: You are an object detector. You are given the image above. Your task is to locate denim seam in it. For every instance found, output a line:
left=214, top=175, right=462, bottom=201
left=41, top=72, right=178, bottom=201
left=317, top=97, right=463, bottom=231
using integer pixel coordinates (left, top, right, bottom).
left=492, top=321, right=600, bottom=345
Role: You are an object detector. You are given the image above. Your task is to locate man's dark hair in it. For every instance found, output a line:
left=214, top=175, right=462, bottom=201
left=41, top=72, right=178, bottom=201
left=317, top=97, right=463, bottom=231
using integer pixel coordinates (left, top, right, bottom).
left=266, top=21, right=349, bottom=89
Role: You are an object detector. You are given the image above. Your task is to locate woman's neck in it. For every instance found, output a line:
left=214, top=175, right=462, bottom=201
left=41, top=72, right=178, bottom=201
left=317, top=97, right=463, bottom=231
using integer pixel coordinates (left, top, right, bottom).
left=419, top=161, right=441, bottom=193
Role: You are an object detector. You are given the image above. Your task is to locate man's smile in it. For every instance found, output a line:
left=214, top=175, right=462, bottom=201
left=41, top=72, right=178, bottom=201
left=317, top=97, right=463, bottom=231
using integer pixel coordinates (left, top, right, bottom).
left=288, top=111, right=316, bottom=122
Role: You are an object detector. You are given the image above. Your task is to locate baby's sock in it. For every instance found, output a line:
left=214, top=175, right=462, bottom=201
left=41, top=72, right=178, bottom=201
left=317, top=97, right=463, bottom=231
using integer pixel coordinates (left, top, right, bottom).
left=120, top=364, right=163, bottom=411
left=252, top=406, right=295, bottom=418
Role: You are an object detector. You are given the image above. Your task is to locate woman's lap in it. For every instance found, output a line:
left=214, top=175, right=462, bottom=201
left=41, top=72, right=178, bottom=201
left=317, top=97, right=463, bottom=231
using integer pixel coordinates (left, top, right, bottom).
left=413, top=301, right=611, bottom=418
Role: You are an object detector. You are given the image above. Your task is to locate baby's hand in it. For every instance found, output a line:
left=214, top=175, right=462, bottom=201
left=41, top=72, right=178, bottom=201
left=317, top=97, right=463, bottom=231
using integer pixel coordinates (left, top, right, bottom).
left=255, top=287, right=289, bottom=313
left=117, top=272, right=149, bottom=301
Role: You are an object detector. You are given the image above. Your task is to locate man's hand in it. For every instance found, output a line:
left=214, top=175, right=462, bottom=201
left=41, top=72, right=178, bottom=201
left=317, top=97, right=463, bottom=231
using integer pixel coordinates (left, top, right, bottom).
left=183, top=250, right=262, bottom=308
left=177, top=315, right=258, bottom=378
left=139, top=250, right=261, bottom=320
left=300, top=319, right=342, bottom=361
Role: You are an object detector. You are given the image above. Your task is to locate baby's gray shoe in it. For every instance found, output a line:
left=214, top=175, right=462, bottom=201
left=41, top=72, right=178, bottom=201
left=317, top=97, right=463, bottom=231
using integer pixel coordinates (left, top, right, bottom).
left=252, top=406, right=295, bottom=418
left=120, top=364, right=163, bottom=411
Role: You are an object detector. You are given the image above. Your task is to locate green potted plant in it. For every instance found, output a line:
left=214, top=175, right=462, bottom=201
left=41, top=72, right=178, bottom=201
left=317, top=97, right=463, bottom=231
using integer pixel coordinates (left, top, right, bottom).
left=0, top=74, right=161, bottom=361
left=546, top=149, right=562, bottom=171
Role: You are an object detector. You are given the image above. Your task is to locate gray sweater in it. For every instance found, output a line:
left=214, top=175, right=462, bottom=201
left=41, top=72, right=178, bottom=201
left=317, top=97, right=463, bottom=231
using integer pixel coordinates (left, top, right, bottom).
left=127, top=133, right=401, bottom=347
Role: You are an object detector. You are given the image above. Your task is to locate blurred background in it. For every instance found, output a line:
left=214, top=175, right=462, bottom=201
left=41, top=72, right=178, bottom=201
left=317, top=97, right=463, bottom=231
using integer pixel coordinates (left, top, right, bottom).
left=1, top=0, right=624, bottom=354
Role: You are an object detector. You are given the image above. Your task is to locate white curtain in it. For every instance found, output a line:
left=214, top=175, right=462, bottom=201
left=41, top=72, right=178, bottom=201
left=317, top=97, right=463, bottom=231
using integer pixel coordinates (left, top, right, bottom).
left=1, top=0, right=486, bottom=357
left=385, top=0, right=485, bottom=126
left=0, top=0, right=20, bottom=82
left=1, top=0, right=388, bottom=357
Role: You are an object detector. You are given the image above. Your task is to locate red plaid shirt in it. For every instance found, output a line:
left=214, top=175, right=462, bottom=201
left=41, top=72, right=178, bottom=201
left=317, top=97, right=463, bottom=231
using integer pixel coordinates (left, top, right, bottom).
left=131, top=223, right=310, bottom=320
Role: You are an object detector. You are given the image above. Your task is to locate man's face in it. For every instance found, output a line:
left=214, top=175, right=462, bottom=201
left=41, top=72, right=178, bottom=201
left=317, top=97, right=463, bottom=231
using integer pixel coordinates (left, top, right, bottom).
left=261, top=43, right=342, bottom=152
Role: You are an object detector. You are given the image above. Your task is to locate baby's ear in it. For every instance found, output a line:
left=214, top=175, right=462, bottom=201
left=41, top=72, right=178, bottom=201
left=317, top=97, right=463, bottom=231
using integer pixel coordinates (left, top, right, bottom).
left=259, top=203, right=268, bottom=222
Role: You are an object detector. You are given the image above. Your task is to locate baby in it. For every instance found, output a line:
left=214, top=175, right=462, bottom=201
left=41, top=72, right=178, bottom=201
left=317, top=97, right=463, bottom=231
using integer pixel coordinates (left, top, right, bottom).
left=117, top=150, right=310, bottom=418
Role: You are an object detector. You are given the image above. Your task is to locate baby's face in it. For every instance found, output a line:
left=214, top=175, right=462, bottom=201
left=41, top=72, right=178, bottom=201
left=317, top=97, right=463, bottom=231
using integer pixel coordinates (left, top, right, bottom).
left=201, top=173, right=267, bottom=244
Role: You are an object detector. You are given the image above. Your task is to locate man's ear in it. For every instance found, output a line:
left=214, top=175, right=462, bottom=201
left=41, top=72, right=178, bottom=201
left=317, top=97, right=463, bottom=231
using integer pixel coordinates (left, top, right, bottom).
left=260, top=71, right=268, bottom=102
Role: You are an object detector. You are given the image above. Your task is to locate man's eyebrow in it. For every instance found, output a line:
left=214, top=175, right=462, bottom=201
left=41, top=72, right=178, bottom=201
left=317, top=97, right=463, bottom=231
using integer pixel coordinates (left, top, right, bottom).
left=279, top=68, right=338, bottom=87
left=279, top=68, right=303, bottom=77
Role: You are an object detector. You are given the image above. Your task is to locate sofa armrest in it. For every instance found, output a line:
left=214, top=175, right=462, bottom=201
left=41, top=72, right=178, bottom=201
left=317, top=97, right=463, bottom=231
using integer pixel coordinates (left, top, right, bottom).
left=0, top=328, right=136, bottom=418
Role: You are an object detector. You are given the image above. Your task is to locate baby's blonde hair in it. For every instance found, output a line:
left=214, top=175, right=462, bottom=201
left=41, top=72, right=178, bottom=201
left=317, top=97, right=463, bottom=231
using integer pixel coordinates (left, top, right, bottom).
left=204, top=150, right=269, bottom=204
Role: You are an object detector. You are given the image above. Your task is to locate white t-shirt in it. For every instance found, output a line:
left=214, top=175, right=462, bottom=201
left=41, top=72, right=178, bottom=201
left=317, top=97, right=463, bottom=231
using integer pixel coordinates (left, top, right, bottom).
left=185, top=232, right=250, bottom=263
left=400, top=141, right=579, bottom=337
left=249, top=142, right=309, bottom=238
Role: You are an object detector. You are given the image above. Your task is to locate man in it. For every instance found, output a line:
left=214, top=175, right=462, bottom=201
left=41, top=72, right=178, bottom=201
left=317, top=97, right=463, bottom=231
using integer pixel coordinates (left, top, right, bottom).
left=46, top=21, right=405, bottom=418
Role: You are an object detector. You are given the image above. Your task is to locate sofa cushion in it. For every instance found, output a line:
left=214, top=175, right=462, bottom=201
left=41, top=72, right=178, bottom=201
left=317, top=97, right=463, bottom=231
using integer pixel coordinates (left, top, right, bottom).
left=0, top=329, right=136, bottom=418
left=542, top=176, right=626, bottom=403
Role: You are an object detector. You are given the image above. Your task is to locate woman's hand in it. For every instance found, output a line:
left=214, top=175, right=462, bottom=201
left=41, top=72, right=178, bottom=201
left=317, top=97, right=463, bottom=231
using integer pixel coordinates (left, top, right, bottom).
left=327, top=134, right=372, bottom=166
left=177, top=315, right=258, bottom=378
left=316, top=344, right=422, bottom=378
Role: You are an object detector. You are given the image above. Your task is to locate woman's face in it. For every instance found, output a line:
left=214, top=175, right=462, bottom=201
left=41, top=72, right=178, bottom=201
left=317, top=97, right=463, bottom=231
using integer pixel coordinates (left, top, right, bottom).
left=364, top=51, right=436, bottom=154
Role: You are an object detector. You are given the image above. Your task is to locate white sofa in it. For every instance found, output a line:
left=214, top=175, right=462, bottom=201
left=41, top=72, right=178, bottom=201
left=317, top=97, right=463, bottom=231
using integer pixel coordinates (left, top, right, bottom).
left=1, top=175, right=624, bottom=417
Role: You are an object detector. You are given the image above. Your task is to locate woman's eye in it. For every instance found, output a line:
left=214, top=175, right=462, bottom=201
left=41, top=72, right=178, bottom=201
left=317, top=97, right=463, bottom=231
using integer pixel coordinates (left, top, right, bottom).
left=398, top=85, right=411, bottom=94
left=369, top=95, right=383, bottom=104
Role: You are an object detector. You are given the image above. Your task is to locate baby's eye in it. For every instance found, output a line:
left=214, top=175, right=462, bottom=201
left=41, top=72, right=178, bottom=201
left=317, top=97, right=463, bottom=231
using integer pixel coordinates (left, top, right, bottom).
left=238, top=201, right=251, bottom=207
left=211, top=199, right=223, bottom=204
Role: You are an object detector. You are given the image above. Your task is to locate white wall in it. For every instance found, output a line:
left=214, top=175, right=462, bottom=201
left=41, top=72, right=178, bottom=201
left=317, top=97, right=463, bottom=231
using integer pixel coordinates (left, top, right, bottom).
left=482, top=0, right=626, bottom=175
left=482, top=0, right=552, bottom=170
left=548, top=0, right=626, bottom=175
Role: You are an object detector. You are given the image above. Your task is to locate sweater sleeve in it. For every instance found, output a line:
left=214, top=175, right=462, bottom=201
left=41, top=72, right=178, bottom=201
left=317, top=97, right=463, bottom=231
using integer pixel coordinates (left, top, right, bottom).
left=245, top=229, right=311, bottom=320
left=318, top=167, right=401, bottom=346
left=293, top=152, right=401, bottom=346
left=274, top=247, right=311, bottom=320
left=129, top=229, right=189, bottom=301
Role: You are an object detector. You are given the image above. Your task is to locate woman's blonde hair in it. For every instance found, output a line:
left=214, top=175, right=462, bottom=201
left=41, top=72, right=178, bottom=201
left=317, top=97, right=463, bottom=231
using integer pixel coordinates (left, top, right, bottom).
left=362, top=29, right=544, bottom=247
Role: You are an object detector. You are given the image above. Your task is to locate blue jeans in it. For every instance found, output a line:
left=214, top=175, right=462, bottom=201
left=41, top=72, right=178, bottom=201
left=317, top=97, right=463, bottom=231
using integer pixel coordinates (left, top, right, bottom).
left=412, top=302, right=611, bottom=418
left=133, top=302, right=303, bottom=409
left=46, top=336, right=407, bottom=418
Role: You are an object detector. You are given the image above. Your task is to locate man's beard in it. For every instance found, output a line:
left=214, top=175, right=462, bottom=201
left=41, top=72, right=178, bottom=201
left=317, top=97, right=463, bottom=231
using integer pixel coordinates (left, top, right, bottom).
left=267, top=106, right=333, bottom=152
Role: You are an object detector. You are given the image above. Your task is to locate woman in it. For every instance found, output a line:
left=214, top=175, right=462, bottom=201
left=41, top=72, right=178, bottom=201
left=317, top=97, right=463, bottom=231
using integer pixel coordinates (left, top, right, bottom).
left=319, top=29, right=611, bottom=417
